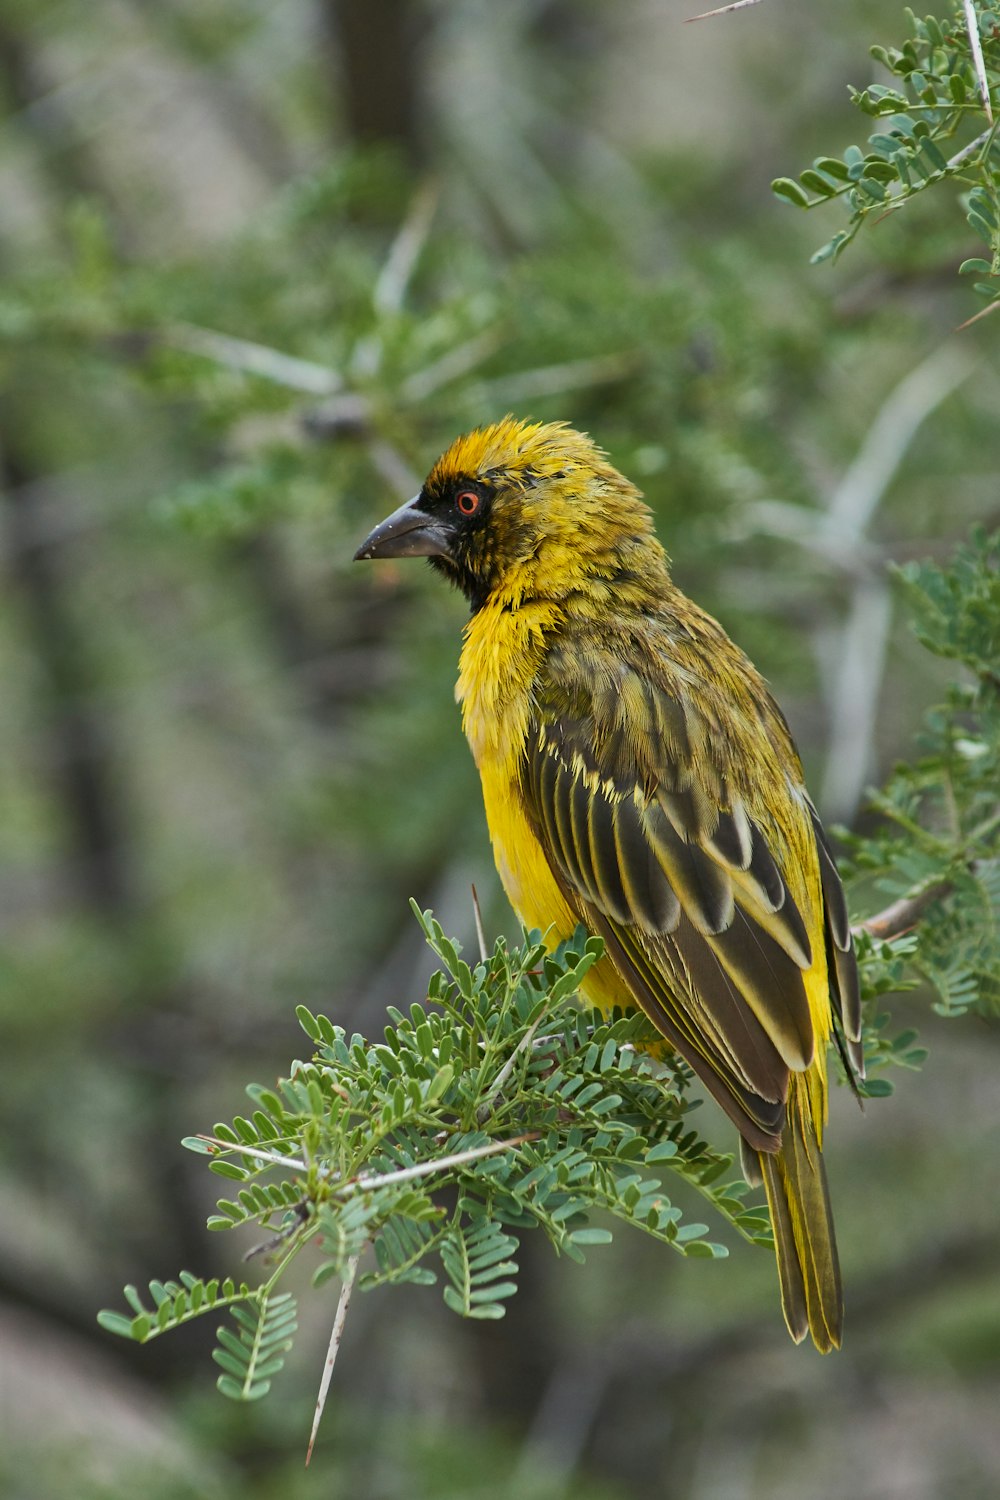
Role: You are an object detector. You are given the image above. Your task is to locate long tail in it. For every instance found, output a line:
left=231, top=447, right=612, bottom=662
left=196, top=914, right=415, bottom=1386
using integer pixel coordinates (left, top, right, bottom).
left=747, top=1087, right=843, bottom=1354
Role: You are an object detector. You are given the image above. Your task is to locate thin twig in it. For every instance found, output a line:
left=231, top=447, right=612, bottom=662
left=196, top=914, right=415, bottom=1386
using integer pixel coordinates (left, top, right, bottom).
left=799, top=119, right=1000, bottom=226
left=818, top=579, right=894, bottom=822
left=963, top=0, right=994, bottom=125
left=352, top=181, right=441, bottom=382
left=244, top=1202, right=311, bottom=1261
left=478, top=1019, right=547, bottom=1123
left=477, top=351, right=639, bottom=404
left=301, top=392, right=372, bottom=437
left=957, top=295, right=1000, bottom=331
left=196, top=1130, right=538, bottom=1193
left=820, top=343, right=974, bottom=819
left=856, top=880, right=954, bottom=942
left=686, top=0, right=762, bottom=18
left=166, top=323, right=343, bottom=396
left=828, top=343, right=974, bottom=539
left=947, top=123, right=997, bottom=171
left=366, top=438, right=422, bottom=498
left=305, top=1253, right=360, bottom=1466
left=373, top=179, right=441, bottom=316
left=193, top=1136, right=307, bottom=1170
left=399, top=327, right=506, bottom=404
left=351, top=1133, right=539, bottom=1193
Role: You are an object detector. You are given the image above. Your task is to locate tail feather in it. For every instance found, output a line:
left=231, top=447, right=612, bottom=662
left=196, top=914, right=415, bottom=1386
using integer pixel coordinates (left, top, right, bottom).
left=739, top=1135, right=763, bottom=1188
left=756, top=1093, right=843, bottom=1354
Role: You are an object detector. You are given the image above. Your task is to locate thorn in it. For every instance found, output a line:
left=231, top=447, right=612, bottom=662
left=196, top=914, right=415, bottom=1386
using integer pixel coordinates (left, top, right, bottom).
left=962, top=0, right=994, bottom=125
left=471, top=883, right=488, bottom=963
left=305, top=1253, right=361, bottom=1466
left=957, top=296, right=1000, bottom=331
left=686, top=0, right=762, bottom=21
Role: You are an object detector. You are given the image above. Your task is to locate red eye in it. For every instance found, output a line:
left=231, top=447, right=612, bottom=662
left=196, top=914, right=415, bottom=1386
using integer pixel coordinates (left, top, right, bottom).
left=456, top=490, right=480, bottom=516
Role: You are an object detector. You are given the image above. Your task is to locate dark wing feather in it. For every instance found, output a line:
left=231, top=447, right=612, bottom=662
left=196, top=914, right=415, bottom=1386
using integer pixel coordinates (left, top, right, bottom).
left=594, top=912, right=787, bottom=1149
left=585, top=793, right=631, bottom=924
left=808, top=801, right=864, bottom=1081
left=611, top=796, right=680, bottom=934
left=522, top=664, right=834, bottom=1148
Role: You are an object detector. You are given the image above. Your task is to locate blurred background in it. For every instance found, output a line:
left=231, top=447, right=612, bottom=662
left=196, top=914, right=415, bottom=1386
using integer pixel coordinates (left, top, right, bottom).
left=1, top=1, right=999, bottom=1496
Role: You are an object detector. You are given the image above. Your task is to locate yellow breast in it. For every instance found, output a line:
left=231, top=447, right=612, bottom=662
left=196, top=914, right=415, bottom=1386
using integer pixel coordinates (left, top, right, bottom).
left=456, top=595, right=624, bottom=1013
left=456, top=594, right=567, bottom=928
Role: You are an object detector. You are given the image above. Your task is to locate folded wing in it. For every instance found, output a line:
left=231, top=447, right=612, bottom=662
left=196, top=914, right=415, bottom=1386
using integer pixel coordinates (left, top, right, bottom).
left=521, top=661, right=861, bottom=1150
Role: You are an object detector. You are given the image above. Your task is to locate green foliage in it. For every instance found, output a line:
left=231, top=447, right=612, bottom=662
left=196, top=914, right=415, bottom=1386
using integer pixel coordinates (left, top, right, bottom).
left=847, top=528, right=1000, bottom=1029
left=774, top=3, right=1000, bottom=308
left=99, top=1272, right=296, bottom=1400
left=439, top=1217, right=520, bottom=1320
left=212, top=1291, right=298, bottom=1402
left=100, top=911, right=771, bottom=1402
left=853, top=931, right=927, bottom=1094
left=95, top=1272, right=299, bottom=1398
left=96, top=1269, right=252, bottom=1342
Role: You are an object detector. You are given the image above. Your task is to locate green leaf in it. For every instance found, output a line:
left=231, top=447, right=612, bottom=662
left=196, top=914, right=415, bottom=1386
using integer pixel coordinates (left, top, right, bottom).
left=968, top=189, right=998, bottom=228
left=97, top=1310, right=138, bottom=1338
left=296, top=1005, right=321, bottom=1041
left=212, top=1293, right=297, bottom=1402
left=209, top=1161, right=250, bottom=1181
left=645, top=1142, right=678, bottom=1162
left=181, top=1136, right=214, bottom=1154
left=568, top=1227, right=613, bottom=1246
left=799, top=169, right=840, bottom=197
left=813, top=156, right=850, bottom=181
left=917, top=137, right=948, bottom=174
left=123, top=1284, right=146, bottom=1316
left=968, top=211, right=998, bottom=245
left=810, top=231, right=851, bottom=265
left=772, top=177, right=811, bottom=208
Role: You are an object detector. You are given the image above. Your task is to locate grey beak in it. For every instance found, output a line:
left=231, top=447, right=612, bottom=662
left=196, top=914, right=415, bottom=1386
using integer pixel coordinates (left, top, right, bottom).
left=354, top=495, right=452, bottom=561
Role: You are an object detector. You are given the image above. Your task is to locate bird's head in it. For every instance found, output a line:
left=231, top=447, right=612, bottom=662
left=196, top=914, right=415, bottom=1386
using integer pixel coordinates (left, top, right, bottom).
left=354, top=416, right=665, bottom=611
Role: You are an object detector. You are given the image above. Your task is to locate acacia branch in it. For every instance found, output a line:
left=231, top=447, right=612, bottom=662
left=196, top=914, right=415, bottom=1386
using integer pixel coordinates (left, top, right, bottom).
left=854, top=880, right=953, bottom=942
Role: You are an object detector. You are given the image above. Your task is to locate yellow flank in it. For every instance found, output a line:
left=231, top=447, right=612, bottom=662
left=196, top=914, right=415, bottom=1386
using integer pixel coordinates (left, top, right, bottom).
left=356, top=415, right=864, bottom=1352
left=477, top=757, right=576, bottom=939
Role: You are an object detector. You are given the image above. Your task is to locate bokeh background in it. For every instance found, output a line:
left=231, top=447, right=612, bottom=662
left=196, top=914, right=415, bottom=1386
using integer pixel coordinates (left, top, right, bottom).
left=1, top=1, right=999, bottom=1497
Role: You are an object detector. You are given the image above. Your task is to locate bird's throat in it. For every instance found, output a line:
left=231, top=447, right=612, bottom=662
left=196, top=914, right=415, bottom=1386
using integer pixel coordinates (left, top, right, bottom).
left=456, top=596, right=558, bottom=773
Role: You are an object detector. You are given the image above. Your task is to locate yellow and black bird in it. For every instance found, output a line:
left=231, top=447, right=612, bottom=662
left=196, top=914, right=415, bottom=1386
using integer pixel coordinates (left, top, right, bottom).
left=355, top=417, right=863, bottom=1352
